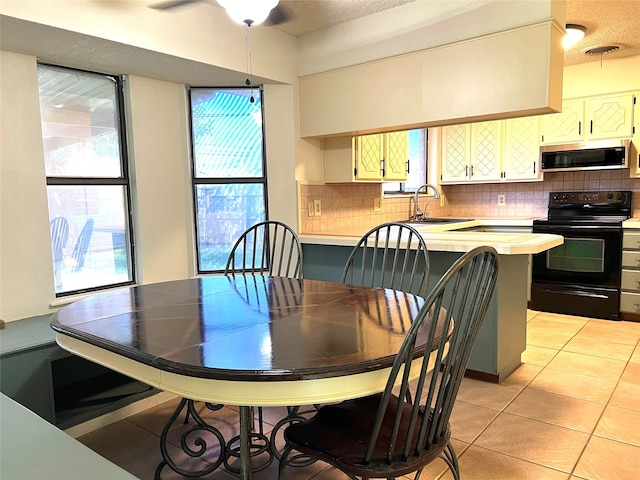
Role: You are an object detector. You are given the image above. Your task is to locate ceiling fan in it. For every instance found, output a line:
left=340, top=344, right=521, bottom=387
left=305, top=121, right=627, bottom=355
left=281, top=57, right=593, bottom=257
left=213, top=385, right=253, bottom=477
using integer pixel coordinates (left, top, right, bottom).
left=150, top=0, right=292, bottom=102
left=149, top=0, right=292, bottom=27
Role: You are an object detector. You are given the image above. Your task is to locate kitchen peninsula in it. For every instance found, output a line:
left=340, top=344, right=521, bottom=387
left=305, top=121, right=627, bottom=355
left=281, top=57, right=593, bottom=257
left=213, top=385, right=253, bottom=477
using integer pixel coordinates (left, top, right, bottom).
left=300, top=222, right=563, bottom=382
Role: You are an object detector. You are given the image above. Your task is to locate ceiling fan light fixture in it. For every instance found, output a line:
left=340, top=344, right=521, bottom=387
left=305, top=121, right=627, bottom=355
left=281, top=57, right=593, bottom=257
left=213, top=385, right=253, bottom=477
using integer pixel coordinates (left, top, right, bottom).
left=217, top=0, right=279, bottom=26
left=563, top=24, right=586, bottom=49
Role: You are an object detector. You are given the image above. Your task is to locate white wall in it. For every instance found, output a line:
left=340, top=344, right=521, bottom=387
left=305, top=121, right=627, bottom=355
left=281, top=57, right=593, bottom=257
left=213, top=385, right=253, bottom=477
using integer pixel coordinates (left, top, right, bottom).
left=0, top=51, right=55, bottom=320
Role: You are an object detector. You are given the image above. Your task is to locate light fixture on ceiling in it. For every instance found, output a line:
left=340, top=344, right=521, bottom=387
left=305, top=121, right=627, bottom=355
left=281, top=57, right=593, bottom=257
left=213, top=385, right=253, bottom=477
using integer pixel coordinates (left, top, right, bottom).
left=216, top=0, right=279, bottom=26
left=563, top=24, right=586, bottom=49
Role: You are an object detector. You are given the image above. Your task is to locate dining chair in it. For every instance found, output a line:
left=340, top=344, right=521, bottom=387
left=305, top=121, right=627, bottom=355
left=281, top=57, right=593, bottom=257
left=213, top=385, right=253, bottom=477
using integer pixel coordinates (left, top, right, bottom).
left=225, top=220, right=303, bottom=279
left=183, top=221, right=303, bottom=466
left=50, top=217, right=69, bottom=288
left=342, top=222, right=430, bottom=297
left=279, top=246, right=499, bottom=480
left=71, top=218, right=94, bottom=272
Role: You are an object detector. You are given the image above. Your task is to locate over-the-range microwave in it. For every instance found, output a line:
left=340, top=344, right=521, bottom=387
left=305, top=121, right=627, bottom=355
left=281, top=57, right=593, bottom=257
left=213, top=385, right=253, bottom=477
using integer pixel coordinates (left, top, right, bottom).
left=540, top=139, right=630, bottom=172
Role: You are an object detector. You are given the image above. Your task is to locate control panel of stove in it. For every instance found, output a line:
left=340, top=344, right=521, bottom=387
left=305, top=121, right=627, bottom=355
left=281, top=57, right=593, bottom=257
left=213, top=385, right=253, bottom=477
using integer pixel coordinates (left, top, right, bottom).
left=550, top=191, right=631, bottom=206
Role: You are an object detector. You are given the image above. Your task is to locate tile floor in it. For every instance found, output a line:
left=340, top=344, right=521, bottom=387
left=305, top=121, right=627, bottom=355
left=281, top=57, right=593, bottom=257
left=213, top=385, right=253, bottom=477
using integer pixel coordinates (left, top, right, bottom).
left=77, top=310, right=640, bottom=479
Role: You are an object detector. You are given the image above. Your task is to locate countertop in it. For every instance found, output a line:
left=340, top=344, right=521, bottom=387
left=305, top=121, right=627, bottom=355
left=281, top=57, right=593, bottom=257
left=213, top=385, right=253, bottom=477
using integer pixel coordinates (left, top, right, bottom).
left=299, top=217, right=562, bottom=255
left=624, top=218, right=640, bottom=229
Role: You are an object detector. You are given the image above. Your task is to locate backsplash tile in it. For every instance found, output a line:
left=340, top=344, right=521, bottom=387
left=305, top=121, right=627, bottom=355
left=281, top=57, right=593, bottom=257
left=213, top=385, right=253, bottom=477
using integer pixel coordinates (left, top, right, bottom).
left=299, top=169, right=640, bottom=233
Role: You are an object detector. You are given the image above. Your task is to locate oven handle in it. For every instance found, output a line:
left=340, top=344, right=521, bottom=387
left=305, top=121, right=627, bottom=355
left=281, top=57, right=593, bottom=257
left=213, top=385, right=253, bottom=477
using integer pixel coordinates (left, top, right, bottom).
left=533, top=224, right=622, bottom=235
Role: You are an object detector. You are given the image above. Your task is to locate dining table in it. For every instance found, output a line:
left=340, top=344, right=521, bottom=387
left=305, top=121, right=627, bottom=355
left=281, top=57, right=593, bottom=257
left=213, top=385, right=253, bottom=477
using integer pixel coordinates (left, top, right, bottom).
left=50, top=275, right=447, bottom=479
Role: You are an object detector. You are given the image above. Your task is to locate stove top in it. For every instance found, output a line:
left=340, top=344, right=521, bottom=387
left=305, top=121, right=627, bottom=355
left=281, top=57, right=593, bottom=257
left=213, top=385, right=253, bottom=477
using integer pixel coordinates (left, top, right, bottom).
left=542, top=190, right=632, bottom=223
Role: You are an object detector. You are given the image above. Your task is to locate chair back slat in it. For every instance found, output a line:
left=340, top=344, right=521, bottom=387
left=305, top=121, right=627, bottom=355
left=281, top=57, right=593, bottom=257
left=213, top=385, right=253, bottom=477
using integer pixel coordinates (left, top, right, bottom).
left=225, top=221, right=303, bottom=280
left=342, top=222, right=430, bottom=297
left=363, top=246, right=498, bottom=466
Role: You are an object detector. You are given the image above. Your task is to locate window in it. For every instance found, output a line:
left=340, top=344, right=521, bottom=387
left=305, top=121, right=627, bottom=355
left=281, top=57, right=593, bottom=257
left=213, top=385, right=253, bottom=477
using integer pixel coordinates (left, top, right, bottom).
left=189, top=87, right=267, bottom=273
left=38, top=64, right=135, bottom=296
left=383, top=129, right=428, bottom=194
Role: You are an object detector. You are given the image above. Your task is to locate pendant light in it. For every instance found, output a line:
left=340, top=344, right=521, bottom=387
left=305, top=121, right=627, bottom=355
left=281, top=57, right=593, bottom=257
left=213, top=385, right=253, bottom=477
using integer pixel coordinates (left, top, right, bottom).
left=216, top=0, right=279, bottom=102
left=216, top=0, right=279, bottom=26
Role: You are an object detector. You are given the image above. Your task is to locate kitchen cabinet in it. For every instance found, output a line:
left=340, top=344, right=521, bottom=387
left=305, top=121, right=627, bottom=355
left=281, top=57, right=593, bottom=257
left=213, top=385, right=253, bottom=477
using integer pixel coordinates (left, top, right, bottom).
left=621, top=230, right=640, bottom=318
left=629, top=93, right=640, bottom=177
left=541, top=93, right=635, bottom=144
left=441, top=119, right=539, bottom=184
left=503, top=116, right=542, bottom=181
left=323, top=132, right=409, bottom=183
left=441, top=121, right=502, bottom=183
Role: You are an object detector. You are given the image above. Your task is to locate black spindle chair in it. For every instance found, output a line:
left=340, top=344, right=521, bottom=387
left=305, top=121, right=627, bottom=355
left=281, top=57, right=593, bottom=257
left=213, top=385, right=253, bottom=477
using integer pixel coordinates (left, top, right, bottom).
left=279, top=246, right=499, bottom=480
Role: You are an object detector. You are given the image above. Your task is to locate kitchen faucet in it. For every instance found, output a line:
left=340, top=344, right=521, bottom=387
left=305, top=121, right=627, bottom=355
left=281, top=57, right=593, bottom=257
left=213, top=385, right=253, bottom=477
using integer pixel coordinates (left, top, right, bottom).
left=413, top=183, right=440, bottom=221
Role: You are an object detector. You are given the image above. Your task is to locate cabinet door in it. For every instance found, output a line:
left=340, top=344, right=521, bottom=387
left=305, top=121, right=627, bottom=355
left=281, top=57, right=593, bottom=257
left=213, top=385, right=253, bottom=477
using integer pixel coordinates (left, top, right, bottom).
left=355, top=134, right=383, bottom=181
left=383, top=131, right=408, bottom=181
left=470, top=121, right=502, bottom=182
left=587, top=94, right=635, bottom=140
left=440, top=124, right=470, bottom=183
left=541, top=99, right=584, bottom=144
left=503, top=116, right=541, bottom=181
left=632, top=93, right=640, bottom=177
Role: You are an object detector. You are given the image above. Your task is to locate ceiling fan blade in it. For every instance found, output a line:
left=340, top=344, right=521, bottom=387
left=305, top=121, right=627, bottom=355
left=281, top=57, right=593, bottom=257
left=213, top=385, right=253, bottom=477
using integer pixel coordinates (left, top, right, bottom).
left=264, top=4, right=294, bottom=26
left=148, top=0, right=205, bottom=11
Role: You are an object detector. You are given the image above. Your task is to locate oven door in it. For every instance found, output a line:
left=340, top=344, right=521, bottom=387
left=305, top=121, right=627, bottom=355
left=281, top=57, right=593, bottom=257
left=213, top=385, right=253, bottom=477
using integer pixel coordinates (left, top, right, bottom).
left=531, top=222, right=622, bottom=320
left=531, top=222, right=622, bottom=287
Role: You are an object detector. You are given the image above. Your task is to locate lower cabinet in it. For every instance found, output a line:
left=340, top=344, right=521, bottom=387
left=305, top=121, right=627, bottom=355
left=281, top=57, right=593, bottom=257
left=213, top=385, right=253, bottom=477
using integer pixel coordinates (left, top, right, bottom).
left=0, top=316, right=158, bottom=428
left=621, top=231, right=640, bottom=317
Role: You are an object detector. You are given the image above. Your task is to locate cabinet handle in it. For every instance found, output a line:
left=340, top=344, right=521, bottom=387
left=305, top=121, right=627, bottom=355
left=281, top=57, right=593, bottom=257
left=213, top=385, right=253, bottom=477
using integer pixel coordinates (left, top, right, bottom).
left=465, top=165, right=469, bottom=177
left=381, top=158, right=385, bottom=177
left=578, top=121, right=582, bottom=135
left=533, top=162, right=536, bottom=174
left=590, top=120, right=593, bottom=134
left=406, top=159, right=410, bottom=174
left=471, top=165, right=474, bottom=177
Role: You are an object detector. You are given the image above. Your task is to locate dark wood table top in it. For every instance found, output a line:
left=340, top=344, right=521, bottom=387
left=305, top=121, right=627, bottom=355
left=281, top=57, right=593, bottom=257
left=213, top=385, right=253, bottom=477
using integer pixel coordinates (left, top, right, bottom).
left=51, top=276, right=438, bottom=384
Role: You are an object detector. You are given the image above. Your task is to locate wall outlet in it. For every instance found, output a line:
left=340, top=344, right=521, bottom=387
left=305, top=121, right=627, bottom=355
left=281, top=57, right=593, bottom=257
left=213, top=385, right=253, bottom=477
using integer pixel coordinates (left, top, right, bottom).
left=314, top=199, right=322, bottom=216
left=307, top=201, right=315, bottom=217
left=497, top=194, right=506, bottom=207
left=374, top=197, right=382, bottom=212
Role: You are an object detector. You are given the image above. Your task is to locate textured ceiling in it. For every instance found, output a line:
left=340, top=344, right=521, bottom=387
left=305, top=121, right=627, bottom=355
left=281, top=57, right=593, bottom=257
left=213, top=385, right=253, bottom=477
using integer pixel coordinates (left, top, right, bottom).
left=270, top=0, right=640, bottom=65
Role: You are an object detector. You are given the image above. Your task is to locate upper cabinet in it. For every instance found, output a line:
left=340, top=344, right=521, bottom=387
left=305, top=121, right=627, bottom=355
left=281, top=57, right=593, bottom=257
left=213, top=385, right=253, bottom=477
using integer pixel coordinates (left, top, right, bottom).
left=324, top=131, right=409, bottom=183
left=440, top=119, right=540, bottom=184
left=541, top=93, right=635, bottom=144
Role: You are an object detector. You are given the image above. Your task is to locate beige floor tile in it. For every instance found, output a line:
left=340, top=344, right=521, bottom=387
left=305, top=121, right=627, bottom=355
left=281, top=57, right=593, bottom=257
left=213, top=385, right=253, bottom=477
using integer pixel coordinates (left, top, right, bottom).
left=125, top=397, right=185, bottom=436
left=455, top=445, right=569, bottom=480
left=594, top=404, right=640, bottom=447
left=562, top=336, right=635, bottom=361
left=505, top=387, right=605, bottom=432
left=620, top=361, right=640, bottom=385
left=545, top=351, right=627, bottom=381
left=528, top=367, right=617, bottom=403
left=577, top=323, right=640, bottom=346
left=474, top=413, right=589, bottom=473
left=534, top=311, right=590, bottom=326
left=608, top=380, right=640, bottom=412
left=526, top=319, right=582, bottom=349
left=573, top=436, right=640, bottom=480
left=455, top=377, right=523, bottom=410
left=500, top=363, right=542, bottom=386
left=411, top=439, right=469, bottom=480
left=449, top=400, right=500, bottom=443
left=521, top=345, right=559, bottom=367
left=587, top=318, right=640, bottom=334
left=76, top=418, right=156, bottom=459
left=631, top=343, right=640, bottom=363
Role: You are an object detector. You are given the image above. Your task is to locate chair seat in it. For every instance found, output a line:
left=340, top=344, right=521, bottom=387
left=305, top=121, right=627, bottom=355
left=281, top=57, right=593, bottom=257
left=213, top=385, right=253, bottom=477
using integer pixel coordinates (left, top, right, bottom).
left=284, top=394, right=451, bottom=478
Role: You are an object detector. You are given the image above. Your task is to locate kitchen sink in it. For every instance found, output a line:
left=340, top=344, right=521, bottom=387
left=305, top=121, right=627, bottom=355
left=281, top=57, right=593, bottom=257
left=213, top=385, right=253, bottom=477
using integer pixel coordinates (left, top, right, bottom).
left=404, top=218, right=473, bottom=224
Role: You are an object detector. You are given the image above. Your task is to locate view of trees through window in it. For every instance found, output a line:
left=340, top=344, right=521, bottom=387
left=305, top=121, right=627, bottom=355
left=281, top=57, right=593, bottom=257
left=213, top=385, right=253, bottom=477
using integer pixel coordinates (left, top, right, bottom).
left=190, top=87, right=267, bottom=273
left=38, top=64, right=135, bottom=295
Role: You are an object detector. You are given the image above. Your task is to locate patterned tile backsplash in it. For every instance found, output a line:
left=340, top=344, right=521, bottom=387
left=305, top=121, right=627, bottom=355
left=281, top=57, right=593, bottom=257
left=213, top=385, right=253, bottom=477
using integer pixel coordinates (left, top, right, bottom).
left=299, top=169, right=640, bottom=233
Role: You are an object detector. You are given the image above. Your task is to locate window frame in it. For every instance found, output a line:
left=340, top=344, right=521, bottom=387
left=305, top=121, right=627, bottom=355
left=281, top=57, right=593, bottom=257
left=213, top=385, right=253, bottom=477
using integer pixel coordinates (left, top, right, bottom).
left=188, top=86, right=269, bottom=274
left=39, top=63, right=137, bottom=297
